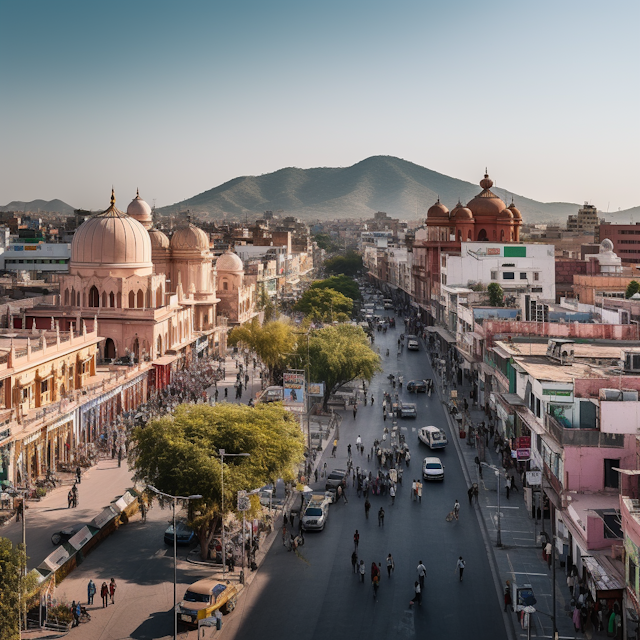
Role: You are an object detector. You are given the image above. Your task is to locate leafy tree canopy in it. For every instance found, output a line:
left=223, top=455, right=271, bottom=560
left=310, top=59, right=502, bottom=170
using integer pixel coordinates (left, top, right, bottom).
left=0, top=539, right=37, bottom=640
left=294, top=288, right=353, bottom=323
left=298, top=324, right=381, bottom=408
left=312, top=233, right=340, bottom=252
left=488, top=282, right=504, bottom=307
left=310, top=275, right=360, bottom=301
left=324, top=251, right=363, bottom=277
left=228, top=319, right=297, bottom=381
left=626, top=280, right=640, bottom=299
left=130, top=403, right=304, bottom=558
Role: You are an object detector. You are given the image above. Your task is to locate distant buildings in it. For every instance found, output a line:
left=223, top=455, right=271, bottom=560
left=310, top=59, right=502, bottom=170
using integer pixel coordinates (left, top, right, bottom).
left=567, top=202, right=600, bottom=233
left=597, top=222, right=640, bottom=265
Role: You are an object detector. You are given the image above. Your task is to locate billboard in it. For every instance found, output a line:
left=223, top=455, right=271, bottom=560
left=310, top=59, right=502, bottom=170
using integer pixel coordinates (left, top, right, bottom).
left=283, top=371, right=305, bottom=406
left=308, top=383, right=325, bottom=397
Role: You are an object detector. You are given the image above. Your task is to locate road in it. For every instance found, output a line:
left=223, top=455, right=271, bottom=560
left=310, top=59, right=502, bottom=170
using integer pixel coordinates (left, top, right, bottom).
left=224, top=314, right=508, bottom=640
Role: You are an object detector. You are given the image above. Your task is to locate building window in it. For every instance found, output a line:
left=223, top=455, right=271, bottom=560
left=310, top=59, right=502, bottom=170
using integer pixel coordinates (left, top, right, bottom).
left=491, top=271, right=497, bottom=280
left=534, top=272, right=540, bottom=281
left=536, top=397, right=541, bottom=418
left=532, top=287, right=543, bottom=293
left=520, top=272, right=527, bottom=280
left=604, top=459, right=620, bottom=489
left=503, top=272, right=515, bottom=280
left=629, top=558, right=638, bottom=590
left=441, top=274, right=447, bottom=285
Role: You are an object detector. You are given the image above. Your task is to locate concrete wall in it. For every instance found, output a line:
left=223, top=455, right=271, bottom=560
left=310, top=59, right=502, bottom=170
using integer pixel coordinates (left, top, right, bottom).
left=600, top=401, right=640, bottom=434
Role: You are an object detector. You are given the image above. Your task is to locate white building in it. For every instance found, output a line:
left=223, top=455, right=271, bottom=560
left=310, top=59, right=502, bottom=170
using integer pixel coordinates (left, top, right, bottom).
left=442, top=242, right=555, bottom=301
left=0, top=242, right=71, bottom=274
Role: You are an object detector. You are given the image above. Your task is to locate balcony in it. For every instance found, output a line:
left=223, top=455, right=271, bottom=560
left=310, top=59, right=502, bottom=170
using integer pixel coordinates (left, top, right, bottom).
left=544, top=413, right=624, bottom=448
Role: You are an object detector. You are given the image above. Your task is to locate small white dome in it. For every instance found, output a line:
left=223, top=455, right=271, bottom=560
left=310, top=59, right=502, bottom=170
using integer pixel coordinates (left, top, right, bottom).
left=216, top=250, right=243, bottom=272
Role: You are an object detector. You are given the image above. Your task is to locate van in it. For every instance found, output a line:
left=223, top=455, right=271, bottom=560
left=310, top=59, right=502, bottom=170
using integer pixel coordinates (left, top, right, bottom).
left=419, top=425, right=448, bottom=450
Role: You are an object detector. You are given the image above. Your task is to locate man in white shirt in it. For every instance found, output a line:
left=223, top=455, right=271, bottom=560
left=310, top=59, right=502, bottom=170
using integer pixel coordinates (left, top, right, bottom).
left=417, top=561, right=427, bottom=589
left=411, top=480, right=416, bottom=501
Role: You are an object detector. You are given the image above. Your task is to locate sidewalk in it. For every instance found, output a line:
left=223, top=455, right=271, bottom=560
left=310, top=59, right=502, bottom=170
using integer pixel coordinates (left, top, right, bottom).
left=432, top=348, right=604, bottom=639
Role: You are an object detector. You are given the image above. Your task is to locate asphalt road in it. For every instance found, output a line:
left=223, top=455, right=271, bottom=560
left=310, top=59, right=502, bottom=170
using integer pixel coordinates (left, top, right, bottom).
left=225, top=315, right=508, bottom=640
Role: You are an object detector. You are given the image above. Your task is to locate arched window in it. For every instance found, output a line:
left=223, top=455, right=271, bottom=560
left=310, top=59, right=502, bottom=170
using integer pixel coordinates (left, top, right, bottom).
left=109, top=291, right=115, bottom=308
left=156, top=286, right=163, bottom=308
left=102, top=291, right=107, bottom=307
left=104, top=338, right=116, bottom=360
left=137, top=289, right=144, bottom=309
left=129, top=291, right=135, bottom=308
left=222, top=280, right=228, bottom=291
left=500, top=229, right=505, bottom=241
left=71, top=288, right=76, bottom=306
left=64, top=289, right=69, bottom=305
left=88, top=286, right=99, bottom=307
left=477, top=229, right=488, bottom=242
left=77, top=292, right=81, bottom=306
left=467, top=230, right=472, bottom=241
left=156, top=335, right=162, bottom=356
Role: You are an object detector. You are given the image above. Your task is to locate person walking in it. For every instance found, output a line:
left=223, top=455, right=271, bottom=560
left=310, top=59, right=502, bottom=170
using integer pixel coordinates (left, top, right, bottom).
left=389, top=484, right=396, bottom=505
left=453, top=499, right=460, bottom=520
left=117, top=447, right=122, bottom=468
left=359, top=560, right=366, bottom=583
left=354, top=530, right=360, bottom=551
left=71, top=600, right=80, bottom=627
left=416, top=480, right=422, bottom=503
left=378, top=507, right=385, bottom=527
left=503, top=580, right=512, bottom=612
left=87, top=579, right=96, bottom=605
left=356, top=435, right=362, bottom=453
left=109, top=578, right=117, bottom=604
left=417, top=560, right=427, bottom=590
left=72, top=484, right=78, bottom=508
left=351, top=550, right=358, bottom=573
left=505, top=472, right=510, bottom=500
left=364, top=498, right=371, bottom=519
left=413, top=581, right=422, bottom=607
left=456, top=556, right=466, bottom=581
left=411, top=479, right=416, bottom=501
left=100, top=582, right=109, bottom=607
left=289, top=512, right=295, bottom=528
left=386, top=553, right=395, bottom=577
left=331, top=439, right=338, bottom=457
left=76, top=466, right=82, bottom=484
left=67, top=489, right=73, bottom=509
left=353, top=403, right=358, bottom=420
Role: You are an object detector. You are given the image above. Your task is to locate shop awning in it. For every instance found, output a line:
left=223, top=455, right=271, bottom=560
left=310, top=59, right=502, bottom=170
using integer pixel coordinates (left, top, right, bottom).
left=430, top=326, right=456, bottom=344
left=582, top=554, right=625, bottom=597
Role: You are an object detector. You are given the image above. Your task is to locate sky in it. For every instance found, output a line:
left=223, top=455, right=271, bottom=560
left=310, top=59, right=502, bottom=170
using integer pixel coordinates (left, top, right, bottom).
left=1, top=0, right=639, bottom=212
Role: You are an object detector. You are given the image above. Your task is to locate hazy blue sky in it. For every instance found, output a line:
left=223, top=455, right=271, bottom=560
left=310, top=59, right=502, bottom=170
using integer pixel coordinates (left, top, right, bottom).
left=1, top=0, right=638, bottom=212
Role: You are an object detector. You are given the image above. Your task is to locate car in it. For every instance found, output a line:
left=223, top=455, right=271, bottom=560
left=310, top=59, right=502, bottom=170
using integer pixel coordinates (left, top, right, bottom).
left=164, top=521, right=197, bottom=546
left=325, top=469, right=348, bottom=491
left=51, top=525, right=82, bottom=546
left=419, top=425, right=448, bottom=450
left=407, top=336, right=420, bottom=351
left=301, top=494, right=331, bottom=531
left=178, top=579, right=243, bottom=627
left=258, top=481, right=285, bottom=508
left=406, top=379, right=428, bottom=393
left=398, top=402, right=417, bottom=418
left=422, top=457, right=445, bottom=481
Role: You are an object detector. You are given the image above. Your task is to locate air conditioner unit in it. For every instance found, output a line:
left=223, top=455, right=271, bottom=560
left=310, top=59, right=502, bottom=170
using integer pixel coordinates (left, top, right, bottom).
left=623, top=351, right=640, bottom=373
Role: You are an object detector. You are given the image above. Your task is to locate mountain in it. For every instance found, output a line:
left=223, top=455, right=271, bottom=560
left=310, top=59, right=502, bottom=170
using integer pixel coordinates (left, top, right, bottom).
left=0, top=199, right=75, bottom=215
left=157, top=156, right=583, bottom=224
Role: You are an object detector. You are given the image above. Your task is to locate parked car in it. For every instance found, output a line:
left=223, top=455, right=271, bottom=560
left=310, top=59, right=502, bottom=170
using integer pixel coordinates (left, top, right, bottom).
left=178, top=579, right=242, bottom=627
left=406, top=379, right=428, bottom=393
left=301, top=494, right=331, bottom=531
left=325, top=469, right=348, bottom=491
left=418, top=426, right=448, bottom=450
left=164, top=521, right=197, bottom=546
left=422, top=457, right=445, bottom=481
left=398, top=402, right=418, bottom=418
left=407, top=335, right=420, bottom=351
left=51, top=525, right=82, bottom=546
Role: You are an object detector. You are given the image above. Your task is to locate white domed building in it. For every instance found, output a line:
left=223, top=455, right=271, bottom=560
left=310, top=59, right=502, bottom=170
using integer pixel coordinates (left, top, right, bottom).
left=215, top=249, right=257, bottom=325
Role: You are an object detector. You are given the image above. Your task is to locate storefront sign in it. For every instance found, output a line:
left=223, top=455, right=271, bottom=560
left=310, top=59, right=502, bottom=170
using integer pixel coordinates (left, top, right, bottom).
left=516, top=436, right=531, bottom=450
left=308, top=383, right=324, bottom=397
left=517, top=448, right=531, bottom=461
left=283, top=371, right=305, bottom=407
left=526, top=470, right=542, bottom=486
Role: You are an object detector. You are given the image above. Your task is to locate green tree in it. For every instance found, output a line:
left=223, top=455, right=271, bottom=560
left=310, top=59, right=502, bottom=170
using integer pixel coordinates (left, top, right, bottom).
left=488, top=282, right=504, bottom=307
left=310, top=275, right=361, bottom=301
left=626, top=280, right=640, bottom=299
left=130, top=403, right=304, bottom=559
left=297, top=324, right=382, bottom=409
left=294, top=288, right=353, bottom=322
left=256, top=286, right=276, bottom=322
left=312, top=233, right=339, bottom=252
left=324, top=251, right=363, bottom=277
left=0, top=538, right=38, bottom=640
left=228, top=319, right=297, bottom=382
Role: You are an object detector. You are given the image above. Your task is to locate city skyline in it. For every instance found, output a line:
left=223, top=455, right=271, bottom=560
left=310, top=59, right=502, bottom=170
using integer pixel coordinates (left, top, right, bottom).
left=1, top=0, right=638, bottom=212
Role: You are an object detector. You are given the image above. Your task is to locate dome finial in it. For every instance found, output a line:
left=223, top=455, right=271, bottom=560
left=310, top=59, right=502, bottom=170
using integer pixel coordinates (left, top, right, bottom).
left=479, top=171, right=493, bottom=190
left=136, top=188, right=140, bottom=198
left=111, top=188, right=115, bottom=206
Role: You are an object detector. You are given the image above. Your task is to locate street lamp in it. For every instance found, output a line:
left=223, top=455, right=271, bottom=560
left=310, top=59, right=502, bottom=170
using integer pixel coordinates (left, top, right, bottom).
left=147, top=485, right=202, bottom=640
left=218, top=449, right=250, bottom=575
left=482, top=462, right=502, bottom=547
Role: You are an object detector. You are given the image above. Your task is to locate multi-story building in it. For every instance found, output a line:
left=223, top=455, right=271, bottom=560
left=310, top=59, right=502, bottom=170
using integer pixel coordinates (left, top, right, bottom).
left=567, top=203, right=600, bottom=233
left=598, top=222, right=640, bottom=265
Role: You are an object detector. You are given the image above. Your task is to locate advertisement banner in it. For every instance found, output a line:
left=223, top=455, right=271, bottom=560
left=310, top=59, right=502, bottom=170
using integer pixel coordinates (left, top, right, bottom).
left=308, top=383, right=324, bottom=397
left=283, top=371, right=305, bottom=406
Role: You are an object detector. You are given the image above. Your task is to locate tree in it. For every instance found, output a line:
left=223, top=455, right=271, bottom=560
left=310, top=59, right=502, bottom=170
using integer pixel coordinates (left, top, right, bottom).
left=488, top=282, right=504, bottom=307
left=626, top=280, right=640, bottom=299
left=130, top=403, right=304, bottom=559
left=324, top=251, right=363, bottom=277
left=294, top=288, right=353, bottom=322
left=228, top=319, right=297, bottom=382
left=0, top=538, right=37, bottom=640
left=310, top=275, right=360, bottom=301
left=256, top=286, right=276, bottom=322
left=312, top=233, right=339, bottom=252
left=297, top=324, right=382, bottom=409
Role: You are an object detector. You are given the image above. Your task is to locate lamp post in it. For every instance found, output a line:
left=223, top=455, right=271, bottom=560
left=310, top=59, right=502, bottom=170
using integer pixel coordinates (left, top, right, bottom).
left=147, top=485, right=202, bottom=640
left=482, top=462, right=502, bottom=547
left=219, top=450, right=250, bottom=575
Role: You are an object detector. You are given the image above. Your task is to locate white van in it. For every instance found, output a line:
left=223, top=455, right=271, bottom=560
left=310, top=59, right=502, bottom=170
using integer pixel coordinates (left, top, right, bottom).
left=418, top=425, right=448, bottom=450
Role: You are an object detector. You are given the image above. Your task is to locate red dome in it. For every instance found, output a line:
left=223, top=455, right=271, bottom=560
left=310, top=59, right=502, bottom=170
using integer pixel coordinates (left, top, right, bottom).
left=467, top=172, right=506, bottom=218
left=427, top=198, right=449, bottom=220
left=508, top=202, right=522, bottom=221
left=450, top=201, right=474, bottom=221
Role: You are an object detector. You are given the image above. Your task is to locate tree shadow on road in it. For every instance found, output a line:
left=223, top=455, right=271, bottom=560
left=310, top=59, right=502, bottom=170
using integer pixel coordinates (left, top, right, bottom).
left=129, top=608, right=173, bottom=640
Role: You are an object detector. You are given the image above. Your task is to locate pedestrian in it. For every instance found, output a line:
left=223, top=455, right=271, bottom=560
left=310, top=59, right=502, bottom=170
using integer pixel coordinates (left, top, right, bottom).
left=456, top=556, right=466, bottom=581
left=378, top=507, right=385, bottom=526
left=71, top=600, right=79, bottom=627
left=453, top=499, right=460, bottom=520
left=214, top=388, right=219, bottom=402
left=411, top=479, right=416, bottom=501
left=386, top=553, right=395, bottom=577
left=109, top=577, right=117, bottom=604
left=414, top=581, right=422, bottom=606
left=101, top=582, right=109, bottom=607
left=364, top=498, right=371, bottom=519
left=545, top=541, right=553, bottom=569
left=351, top=550, right=358, bottom=573
left=314, top=468, right=318, bottom=483
left=371, top=394, right=374, bottom=405
left=354, top=530, right=360, bottom=551
left=505, top=472, right=510, bottom=500
left=72, top=484, right=78, bottom=508
left=87, top=579, right=96, bottom=605
left=289, top=512, right=294, bottom=528
left=347, top=443, right=352, bottom=458
left=76, top=466, right=82, bottom=484
left=417, top=560, right=427, bottom=589
left=503, top=580, right=512, bottom=612
left=359, top=560, right=366, bottom=583
left=353, top=404, right=358, bottom=420
left=356, top=435, right=362, bottom=452
left=224, top=387, right=228, bottom=398
left=390, top=484, right=396, bottom=505
left=117, top=448, right=122, bottom=468
left=332, top=439, right=337, bottom=457
left=468, top=485, right=474, bottom=504
left=67, top=489, right=73, bottom=509
left=416, top=480, right=422, bottom=503
left=383, top=408, right=387, bottom=422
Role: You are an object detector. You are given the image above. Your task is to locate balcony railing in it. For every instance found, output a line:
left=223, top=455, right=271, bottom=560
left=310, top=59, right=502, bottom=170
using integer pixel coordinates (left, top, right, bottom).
left=544, top=413, right=623, bottom=448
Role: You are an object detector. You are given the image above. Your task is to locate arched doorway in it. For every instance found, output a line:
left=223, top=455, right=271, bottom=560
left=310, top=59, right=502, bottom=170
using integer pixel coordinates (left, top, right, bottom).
left=477, top=229, right=488, bottom=241
left=89, top=286, right=100, bottom=307
left=129, top=291, right=135, bottom=308
left=137, top=289, right=144, bottom=309
left=104, top=338, right=116, bottom=361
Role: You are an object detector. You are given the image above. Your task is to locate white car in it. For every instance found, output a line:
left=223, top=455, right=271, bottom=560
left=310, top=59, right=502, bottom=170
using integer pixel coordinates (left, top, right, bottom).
left=301, top=494, right=331, bottom=531
left=422, top=457, right=445, bottom=481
